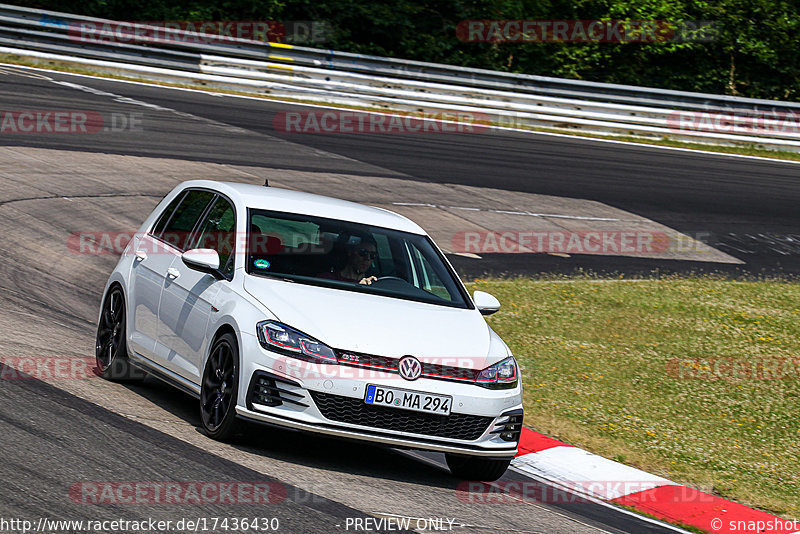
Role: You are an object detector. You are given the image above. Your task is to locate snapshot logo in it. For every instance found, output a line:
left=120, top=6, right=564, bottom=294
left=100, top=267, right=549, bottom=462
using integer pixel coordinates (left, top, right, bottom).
left=451, top=230, right=670, bottom=255
left=456, top=481, right=718, bottom=504
left=68, top=20, right=331, bottom=44
left=668, top=110, right=800, bottom=136
left=715, top=518, right=800, bottom=533
left=0, top=357, right=98, bottom=380
left=70, top=482, right=286, bottom=505
left=0, top=111, right=143, bottom=134
left=456, top=20, right=717, bottom=43
left=273, top=111, right=490, bottom=134
left=667, top=357, right=800, bottom=381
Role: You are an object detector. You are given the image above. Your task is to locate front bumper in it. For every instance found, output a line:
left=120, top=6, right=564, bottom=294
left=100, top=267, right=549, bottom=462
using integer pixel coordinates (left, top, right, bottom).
left=236, top=403, right=521, bottom=459
left=237, top=334, right=523, bottom=458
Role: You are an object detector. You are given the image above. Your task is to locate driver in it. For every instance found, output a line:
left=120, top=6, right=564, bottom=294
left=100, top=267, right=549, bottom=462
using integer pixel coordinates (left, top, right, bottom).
left=318, top=234, right=378, bottom=285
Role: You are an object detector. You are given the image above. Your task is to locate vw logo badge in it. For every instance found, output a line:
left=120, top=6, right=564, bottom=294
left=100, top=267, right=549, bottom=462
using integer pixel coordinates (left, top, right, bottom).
left=398, top=356, right=422, bottom=381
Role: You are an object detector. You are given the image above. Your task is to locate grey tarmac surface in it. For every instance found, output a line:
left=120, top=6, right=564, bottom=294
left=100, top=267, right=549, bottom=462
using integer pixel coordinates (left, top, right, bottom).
left=2, top=64, right=799, bottom=276
left=0, top=364, right=397, bottom=534
left=0, top=144, right=683, bottom=533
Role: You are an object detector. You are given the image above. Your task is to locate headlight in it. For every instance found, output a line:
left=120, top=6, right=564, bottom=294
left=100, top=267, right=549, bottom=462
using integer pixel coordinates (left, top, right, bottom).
left=256, top=321, right=338, bottom=364
left=476, top=357, right=518, bottom=389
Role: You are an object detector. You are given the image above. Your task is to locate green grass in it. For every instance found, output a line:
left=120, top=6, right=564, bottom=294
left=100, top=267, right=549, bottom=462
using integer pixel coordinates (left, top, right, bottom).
left=3, top=53, right=800, bottom=163
left=466, top=276, right=800, bottom=518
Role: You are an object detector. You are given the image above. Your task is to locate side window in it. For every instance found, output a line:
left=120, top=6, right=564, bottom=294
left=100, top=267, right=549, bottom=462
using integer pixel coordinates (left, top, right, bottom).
left=193, top=196, right=236, bottom=277
left=151, top=192, right=185, bottom=237
left=407, top=242, right=454, bottom=301
left=160, top=190, right=215, bottom=251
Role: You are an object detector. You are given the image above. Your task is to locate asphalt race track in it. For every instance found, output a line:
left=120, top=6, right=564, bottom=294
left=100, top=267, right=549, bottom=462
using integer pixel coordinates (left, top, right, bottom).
left=0, top=64, right=797, bottom=533
left=0, top=367, right=390, bottom=532
left=3, top=65, right=800, bottom=277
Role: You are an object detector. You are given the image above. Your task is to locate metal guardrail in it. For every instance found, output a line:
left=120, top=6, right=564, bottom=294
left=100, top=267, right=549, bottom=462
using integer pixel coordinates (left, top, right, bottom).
left=1, top=3, right=799, bottom=151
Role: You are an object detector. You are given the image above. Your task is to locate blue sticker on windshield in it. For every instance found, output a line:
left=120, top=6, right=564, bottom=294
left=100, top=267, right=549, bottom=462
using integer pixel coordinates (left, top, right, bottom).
left=254, top=259, right=271, bottom=269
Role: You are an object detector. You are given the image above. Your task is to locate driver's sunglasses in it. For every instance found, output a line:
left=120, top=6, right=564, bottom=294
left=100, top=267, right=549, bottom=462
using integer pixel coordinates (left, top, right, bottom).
left=357, top=248, right=378, bottom=260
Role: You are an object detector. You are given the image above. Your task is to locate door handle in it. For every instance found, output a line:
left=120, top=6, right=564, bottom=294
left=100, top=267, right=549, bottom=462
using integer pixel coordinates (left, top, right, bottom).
left=167, top=267, right=180, bottom=279
left=135, top=249, right=148, bottom=261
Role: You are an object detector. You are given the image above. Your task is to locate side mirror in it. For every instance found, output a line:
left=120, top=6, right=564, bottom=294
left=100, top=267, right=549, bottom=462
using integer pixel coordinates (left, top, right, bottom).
left=473, top=290, right=501, bottom=316
left=182, top=248, right=224, bottom=279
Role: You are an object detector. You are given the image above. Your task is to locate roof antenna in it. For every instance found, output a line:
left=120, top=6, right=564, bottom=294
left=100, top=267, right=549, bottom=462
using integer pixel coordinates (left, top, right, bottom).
left=263, top=179, right=269, bottom=187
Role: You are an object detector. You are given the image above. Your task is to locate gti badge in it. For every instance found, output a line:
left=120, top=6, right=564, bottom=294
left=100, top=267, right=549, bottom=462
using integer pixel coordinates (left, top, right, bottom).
left=398, top=356, right=422, bottom=381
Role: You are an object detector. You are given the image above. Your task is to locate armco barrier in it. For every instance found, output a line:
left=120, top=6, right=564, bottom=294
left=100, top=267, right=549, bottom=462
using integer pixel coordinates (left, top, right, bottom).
left=1, top=3, right=799, bottom=151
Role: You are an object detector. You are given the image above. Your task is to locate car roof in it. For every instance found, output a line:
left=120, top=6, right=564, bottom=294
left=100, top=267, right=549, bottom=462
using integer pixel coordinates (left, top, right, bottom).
left=179, top=180, right=426, bottom=235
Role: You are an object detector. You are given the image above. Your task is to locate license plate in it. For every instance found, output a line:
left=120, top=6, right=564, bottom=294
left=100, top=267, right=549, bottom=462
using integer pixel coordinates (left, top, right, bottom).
left=364, top=384, right=452, bottom=416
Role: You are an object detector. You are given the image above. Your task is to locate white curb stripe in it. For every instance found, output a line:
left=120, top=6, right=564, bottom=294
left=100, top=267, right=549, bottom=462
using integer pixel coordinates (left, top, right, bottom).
left=512, top=446, right=673, bottom=500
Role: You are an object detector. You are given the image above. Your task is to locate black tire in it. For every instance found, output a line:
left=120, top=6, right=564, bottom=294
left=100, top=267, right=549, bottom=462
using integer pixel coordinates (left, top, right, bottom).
left=95, top=286, right=143, bottom=381
left=445, top=454, right=511, bottom=481
left=200, top=333, right=240, bottom=441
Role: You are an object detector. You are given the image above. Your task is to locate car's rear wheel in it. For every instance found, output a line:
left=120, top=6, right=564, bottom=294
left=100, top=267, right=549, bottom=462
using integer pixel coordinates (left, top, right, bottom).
left=95, top=286, right=141, bottom=381
left=445, top=454, right=511, bottom=481
left=200, top=333, right=240, bottom=440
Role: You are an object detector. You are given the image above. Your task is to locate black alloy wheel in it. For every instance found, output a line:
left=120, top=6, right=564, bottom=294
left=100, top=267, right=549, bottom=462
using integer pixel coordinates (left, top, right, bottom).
left=200, top=333, right=240, bottom=440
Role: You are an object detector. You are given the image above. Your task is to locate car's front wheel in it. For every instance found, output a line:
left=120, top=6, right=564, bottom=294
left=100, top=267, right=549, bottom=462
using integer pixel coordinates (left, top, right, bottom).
left=445, top=454, right=511, bottom=481
left=95, top=286, right=141, bottom=381
left=200, top=333, right=240, bottom=441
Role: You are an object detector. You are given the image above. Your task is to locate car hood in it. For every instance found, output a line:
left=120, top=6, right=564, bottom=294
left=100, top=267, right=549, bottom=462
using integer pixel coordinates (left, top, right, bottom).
left=243, top=276, right=495, bottom=369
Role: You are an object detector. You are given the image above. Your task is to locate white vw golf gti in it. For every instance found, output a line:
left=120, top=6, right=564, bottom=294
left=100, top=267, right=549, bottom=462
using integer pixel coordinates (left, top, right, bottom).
left=96, top=180, right=523, bottom=480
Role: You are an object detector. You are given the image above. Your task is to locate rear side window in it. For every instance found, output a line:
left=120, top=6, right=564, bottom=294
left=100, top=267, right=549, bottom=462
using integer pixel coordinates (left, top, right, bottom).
left=159, top=190, right=215, bottom=251
left=192, top=196, right=237, bottom=277
left=151, top=192, right=185, bottom=237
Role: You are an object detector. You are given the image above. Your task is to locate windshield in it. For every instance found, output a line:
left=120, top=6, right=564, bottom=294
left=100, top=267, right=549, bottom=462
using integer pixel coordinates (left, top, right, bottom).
left=246, top=209, right=471, bottom=308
